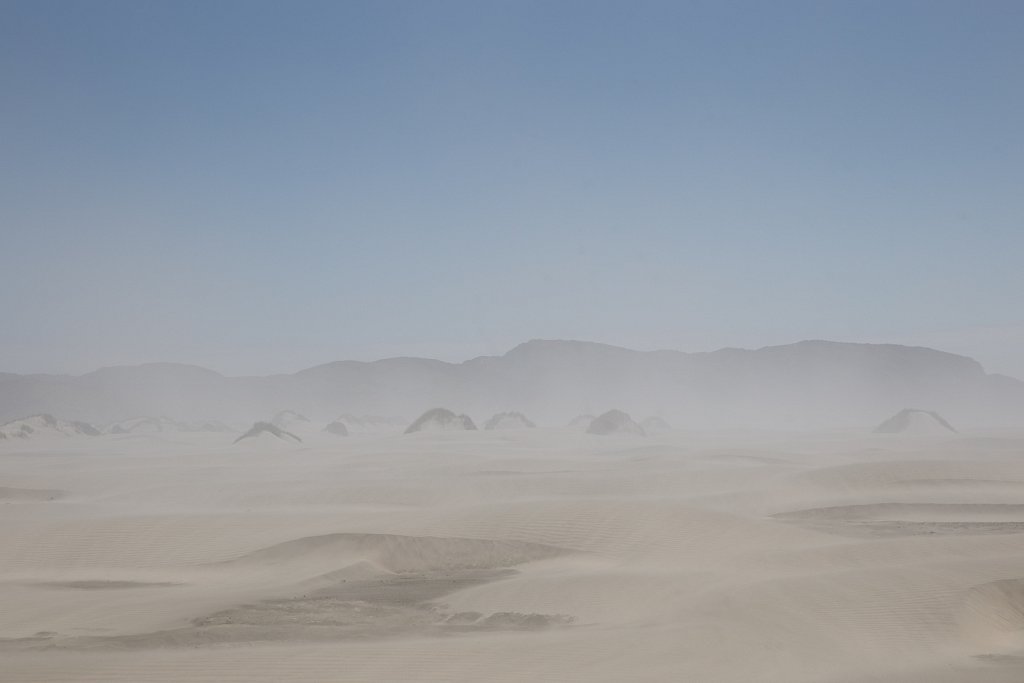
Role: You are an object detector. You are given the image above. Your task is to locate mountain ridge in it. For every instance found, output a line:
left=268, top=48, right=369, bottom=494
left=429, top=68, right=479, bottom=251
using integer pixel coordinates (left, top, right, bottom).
left=0, top=340, right=1019, bottom=429
left=0, top=339, right=989, bottom=380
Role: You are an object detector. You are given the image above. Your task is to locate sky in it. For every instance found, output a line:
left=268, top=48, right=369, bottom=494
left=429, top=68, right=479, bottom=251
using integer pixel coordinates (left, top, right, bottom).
left=2, top=0, right=1023, bottom=377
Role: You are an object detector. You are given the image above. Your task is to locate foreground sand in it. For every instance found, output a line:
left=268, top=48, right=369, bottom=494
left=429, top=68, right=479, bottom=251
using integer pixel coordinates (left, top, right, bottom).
left=3, top=428, right=1024, bottom=682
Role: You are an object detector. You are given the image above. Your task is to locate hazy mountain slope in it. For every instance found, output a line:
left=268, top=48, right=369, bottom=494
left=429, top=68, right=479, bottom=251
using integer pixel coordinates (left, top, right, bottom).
left=0, top=340, right=1021, bottom=429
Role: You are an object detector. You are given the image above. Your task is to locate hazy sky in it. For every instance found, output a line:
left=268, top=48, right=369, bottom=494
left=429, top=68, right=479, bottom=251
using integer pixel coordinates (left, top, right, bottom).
left=2, top=1, right=1023, bottom=377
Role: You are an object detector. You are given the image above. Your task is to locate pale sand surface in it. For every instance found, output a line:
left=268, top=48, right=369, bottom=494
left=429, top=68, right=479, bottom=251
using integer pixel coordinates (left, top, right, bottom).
left=3, top=429, right=1024, bottom=681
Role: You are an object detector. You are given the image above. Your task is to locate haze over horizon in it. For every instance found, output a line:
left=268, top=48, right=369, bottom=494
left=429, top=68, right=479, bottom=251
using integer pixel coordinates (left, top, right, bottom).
left=3, top=1, right=1022, bottom=377
left=4, top=336, right=1024, bottom=384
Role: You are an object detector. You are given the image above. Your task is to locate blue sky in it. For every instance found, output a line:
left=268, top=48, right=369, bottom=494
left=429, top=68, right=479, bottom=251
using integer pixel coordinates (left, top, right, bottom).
left=2, top=0, right=1022, bottom=376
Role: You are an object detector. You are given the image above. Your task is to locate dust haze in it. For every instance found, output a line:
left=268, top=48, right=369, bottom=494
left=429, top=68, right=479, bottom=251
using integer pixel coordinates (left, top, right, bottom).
left=4, top=1, right=1024, bottom=682
left=3, top=339, right=1024, bottom=682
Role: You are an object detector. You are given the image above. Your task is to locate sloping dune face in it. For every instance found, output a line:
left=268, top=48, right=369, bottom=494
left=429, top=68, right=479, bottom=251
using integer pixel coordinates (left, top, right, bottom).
left=218, top=532, right=568, bottom=574
left=233, top=422, right=303, bottom=448
left=961, top=580, right=1024, bottom=652
left=586, top=409, right=645, bottom=435
left=874, top=408, right=958, bottom=435
left=0, top=414, right=100, bottom=439
left=34, top=533, right=576, bottom=649
left=5, top=430, right=1024, bottom=682
left=404, top=408, right=477, bottom=433
left=568, top=414, right=594, bottom=430
left=484, top=412, right=536, bottom=430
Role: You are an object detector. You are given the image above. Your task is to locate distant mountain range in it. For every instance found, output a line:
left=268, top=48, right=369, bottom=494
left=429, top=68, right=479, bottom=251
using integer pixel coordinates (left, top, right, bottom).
left=1, top=340, right=1021, bottom=429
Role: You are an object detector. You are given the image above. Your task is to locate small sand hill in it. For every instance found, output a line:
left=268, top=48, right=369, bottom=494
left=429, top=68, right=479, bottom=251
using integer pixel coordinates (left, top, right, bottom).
left=874, top=409, right=957, bottom=435
left=271, top=410, right=312, bottom=430
left=269, top=410, right=324, bottom=438
left=233, top=422, right=303, bottom=447
left=484, top=412, right=536, bottom=430
left=109, top=416, right=182, bottom=434
left=0, top=414, right=99, bottom=440
left=218, top=532, right=567, bottom=575
left=325, top=414, right=406, bottom=435
left=640, top=416, right=671, bottom=434
left=404, top=408, right=477, bottom=434
left=586, top=410, right=645, bottom=436
left=961, top=579, right=1024, bottom=652
left=323, top=421, right=349, bottom=436
left=568, top=414, right=595, bottom=430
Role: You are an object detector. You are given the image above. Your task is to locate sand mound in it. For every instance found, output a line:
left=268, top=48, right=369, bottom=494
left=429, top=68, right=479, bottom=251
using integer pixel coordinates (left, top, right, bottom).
left=0, top=414, right=99, bottom=439
left=404, top=408, right=477, bottom=434
left=961, top=579, right=1024, bottom=651
left=484, top=412, right=536, bottom=430
left=219, top=532, right=568, bottom=574
left=874, top=409, right=957, bottom=435
left=270, top=410, right=311, bottom=430
left=586, top=410, right=645, bottom=436
left=56, top=533, right=576, bottom=649
left=233, top=422, right=303, bottom=446
left=266, top=411, right=326, bottom=439
left=640, top=416, right=671, bottom=434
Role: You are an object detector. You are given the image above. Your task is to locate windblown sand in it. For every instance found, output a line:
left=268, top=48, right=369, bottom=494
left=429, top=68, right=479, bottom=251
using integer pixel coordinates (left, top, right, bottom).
left=3, top=429, right=1024, bottom=682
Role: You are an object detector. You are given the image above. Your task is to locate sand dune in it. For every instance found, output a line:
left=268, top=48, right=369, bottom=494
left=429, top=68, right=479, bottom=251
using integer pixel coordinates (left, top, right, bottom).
left=214, top=532, right=570, bottom=574
left=961, top=579, right=1024, bottom=652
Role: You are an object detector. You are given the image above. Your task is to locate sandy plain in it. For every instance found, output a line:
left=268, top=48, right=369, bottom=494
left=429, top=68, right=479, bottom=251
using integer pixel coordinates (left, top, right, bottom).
left=3, top=427, right=1024, bottom=682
